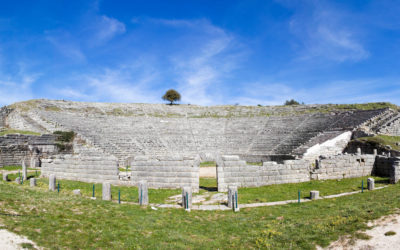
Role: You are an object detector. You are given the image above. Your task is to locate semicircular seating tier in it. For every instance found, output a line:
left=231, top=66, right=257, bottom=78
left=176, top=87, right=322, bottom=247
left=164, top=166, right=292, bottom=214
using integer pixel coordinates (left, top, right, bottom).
left=2, top=100, right=395, bottom=165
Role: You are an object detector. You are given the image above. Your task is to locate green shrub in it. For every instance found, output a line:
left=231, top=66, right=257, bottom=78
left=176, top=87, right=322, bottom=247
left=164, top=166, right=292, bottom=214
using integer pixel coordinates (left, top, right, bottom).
left=53, top=131, right=75, bottom=142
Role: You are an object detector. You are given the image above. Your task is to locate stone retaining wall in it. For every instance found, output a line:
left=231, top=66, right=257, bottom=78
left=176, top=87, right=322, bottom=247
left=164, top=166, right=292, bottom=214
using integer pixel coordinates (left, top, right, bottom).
left=312, top=154, right=376, bottom=180
left=0, top=134, right=57, bottom=167
left=131, top=156, right=200, bottom=192
left=217, top=156, right=310, bottom=191
left=218, top=154, right=399, bottom=190
left=41, top=154, right=119, bottom=183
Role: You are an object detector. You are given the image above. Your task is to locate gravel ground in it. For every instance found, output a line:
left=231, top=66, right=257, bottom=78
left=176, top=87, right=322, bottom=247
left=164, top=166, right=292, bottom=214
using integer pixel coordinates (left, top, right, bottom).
left=0, top=229, right=39, bottom=250
left=321, top=213, right=400, bottom=250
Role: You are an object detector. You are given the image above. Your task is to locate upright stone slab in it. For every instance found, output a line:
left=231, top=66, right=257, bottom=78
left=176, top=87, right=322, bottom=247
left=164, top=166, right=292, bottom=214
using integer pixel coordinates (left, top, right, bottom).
left=228, top=186, right=239, bottom=212
left=388, top=152, right=391, bottom=157
left=373, top=149, right=377, bottom=155
left=22, top=159, right=27, bottom=181
left=15, top=177, right=21, bottom=184
left=138, top=180, right=149, bottom=205
left=310, top=190, right=319, bottom=200
left=3, top=173, right=8, bottom=181
left=357, top=148, right=361, bottom=155
left=30, top=156, right=36, bottom=168
left=102, top=182, right=111, bottom=201
left=390, top=161, right=400, bottom=184
left=367, top=178, right=375, bottom=190
left=182, top=186, right=192, bottom=211
left=49, top=174, right=56, bottom=191
left=30, top=178, right=36, bottom=187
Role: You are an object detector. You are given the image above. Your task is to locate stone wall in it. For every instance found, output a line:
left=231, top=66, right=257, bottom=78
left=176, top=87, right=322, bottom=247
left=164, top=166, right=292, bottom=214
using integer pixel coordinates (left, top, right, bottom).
left=41, top=154, right=119, bottom=183
left=131, top=155, right=200, bottom=192
left=219, top=154, right=398, bottom=190
left=374, top=155, right=396, bottom=177
left=260, top=159, right=311, bottom=185
left=216, top=155, right=260, bottom=192
left=0, top=134, right=57, bottom=167
left=312, top=154, right=376, bottom=180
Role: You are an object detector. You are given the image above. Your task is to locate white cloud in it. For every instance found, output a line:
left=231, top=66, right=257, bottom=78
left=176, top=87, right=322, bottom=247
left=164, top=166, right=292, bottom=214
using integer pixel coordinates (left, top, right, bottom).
left=0, top=70, right=38, bottom=106
left=45, top=31, right=86, bottom=62
left=287, top=1, right=369, bottom=62
left=235, top=78, right=400, bottom=106
left=162, top=19, right=245, bottom=105
left=95, top=15, right=126, bottom=42
left=52, top=62, right=160, bottom=103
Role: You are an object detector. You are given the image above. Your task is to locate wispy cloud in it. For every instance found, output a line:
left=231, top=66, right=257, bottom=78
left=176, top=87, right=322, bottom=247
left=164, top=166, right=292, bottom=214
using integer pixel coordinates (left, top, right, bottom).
left=162, top=19, right=246, bottom=105
left=45, top=31, right=86, bottom=62
left=286, top=1, right=369, bottom=62
left=91, top=15, right=126, bottom=43
left=52, top=61, right=160, bottom=103
left=0, top=66, right=39, bottom=105
left=235, top=78, right=400, bottom=106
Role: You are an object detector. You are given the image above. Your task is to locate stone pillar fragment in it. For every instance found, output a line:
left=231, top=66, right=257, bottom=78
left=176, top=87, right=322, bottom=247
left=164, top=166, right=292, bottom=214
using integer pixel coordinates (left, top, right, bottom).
left=357, top=148, right=361, bottom=155
left=182, top=186, right=192, bottom=211
left=367, top=178, right=374, bottom=190
left=138, top=180, right=149, bottom=205
left=15, top=177, right=21, bottom=184
left=310, top=190, right=319, bottom=200
left=30, top=178, right=36, bottom=187
left=373, top=149, right=377, bottom=156
left=102, top=182, right=111, bottom=201
left=228, top=186, right=239, bottom=212
left=22, top=159, right=27, bottom=181
left=30, top=157, right=36, bottom=168
left=49, top=174, right=56, bottom=191
left=390, top=161, right=400, bottom=184
left=3, top=173, right=8, bottom=181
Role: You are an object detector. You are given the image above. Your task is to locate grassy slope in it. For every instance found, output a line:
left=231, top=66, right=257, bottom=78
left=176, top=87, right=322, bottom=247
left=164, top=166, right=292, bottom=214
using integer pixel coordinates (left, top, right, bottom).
left=0, top=129, right=40, bottom=136
left=0, top=180, right=400, bottom=249
left=355, top=135, right=400, bottom=151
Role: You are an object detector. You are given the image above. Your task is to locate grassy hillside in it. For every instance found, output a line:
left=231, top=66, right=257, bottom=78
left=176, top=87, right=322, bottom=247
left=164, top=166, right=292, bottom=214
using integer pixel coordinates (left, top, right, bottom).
left=354, top=135, right=400, bottom=151
left=0, top=176, right=399, bottom=249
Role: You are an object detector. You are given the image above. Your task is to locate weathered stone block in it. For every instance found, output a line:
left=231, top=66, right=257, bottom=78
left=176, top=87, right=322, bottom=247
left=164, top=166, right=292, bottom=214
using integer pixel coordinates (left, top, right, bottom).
left=138, top=180, right=149, bottom=205
left=182, top=186, right=192, bottom=211
left=73, top=189, right=81, bottom=195
left=228, top=186, right=239, bottom=212
left=367, top=178, right=375, bottom=190
left=2, top=173, right=8, bottom=181
left=30, top=178, right=36, bottom=187
left=310, top=190, right=319, bottom=200
left=102, top=182, right=111, bottom=201
left=15, top=177, right=21, bottom=184
left=49, top=174, right=56, bottom=191
left=22, top=159, right=27, bottom=181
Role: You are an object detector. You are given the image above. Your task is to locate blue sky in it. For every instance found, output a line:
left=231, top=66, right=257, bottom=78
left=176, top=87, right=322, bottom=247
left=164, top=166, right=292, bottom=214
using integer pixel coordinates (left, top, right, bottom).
left=0, top=0, right=400, bottom=106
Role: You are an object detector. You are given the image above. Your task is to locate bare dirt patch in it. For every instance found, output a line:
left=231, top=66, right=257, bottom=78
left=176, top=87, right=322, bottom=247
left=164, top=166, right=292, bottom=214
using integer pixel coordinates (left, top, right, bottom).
left=321, top=213, right=400, bottom=250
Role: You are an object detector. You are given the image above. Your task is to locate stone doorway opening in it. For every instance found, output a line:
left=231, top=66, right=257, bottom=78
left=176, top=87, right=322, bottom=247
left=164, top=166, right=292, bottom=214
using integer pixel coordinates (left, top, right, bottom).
left=199, top=161, right=218, bottom=192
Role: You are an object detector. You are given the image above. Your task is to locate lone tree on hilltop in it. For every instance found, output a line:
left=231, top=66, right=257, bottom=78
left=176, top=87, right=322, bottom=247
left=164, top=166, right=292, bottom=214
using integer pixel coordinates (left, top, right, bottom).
left=162, top=89, right=181, bottom=105
left=284, top=99, right=301, bottom=105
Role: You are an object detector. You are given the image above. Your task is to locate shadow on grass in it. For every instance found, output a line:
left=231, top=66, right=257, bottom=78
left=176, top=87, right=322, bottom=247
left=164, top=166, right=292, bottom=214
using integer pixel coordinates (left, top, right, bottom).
left=199, top=186, right=218, bottom=192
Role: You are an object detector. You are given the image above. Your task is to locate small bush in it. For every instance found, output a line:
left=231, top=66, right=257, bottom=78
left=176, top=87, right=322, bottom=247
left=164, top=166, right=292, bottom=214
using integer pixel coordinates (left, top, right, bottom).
left=284, top=99, right=300, bottom=105
left=53, top=131, right=75, bottom=142
left=384, top=231, right=396, bottom=236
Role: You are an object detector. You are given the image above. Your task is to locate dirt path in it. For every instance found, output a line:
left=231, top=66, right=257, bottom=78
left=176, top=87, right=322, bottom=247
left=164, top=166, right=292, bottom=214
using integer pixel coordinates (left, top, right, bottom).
left=322, top=213, right=400, bottom=249
left=0, top=229, right=40, bottom=250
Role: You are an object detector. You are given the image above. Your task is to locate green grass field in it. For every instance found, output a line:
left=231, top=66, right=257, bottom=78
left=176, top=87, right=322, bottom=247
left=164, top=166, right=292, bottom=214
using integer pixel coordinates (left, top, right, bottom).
left=0, top=178, right=399, bottom=249
left=355, top=134, right=400, bottom=151
left=0, top=129, right=40, bottom=136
